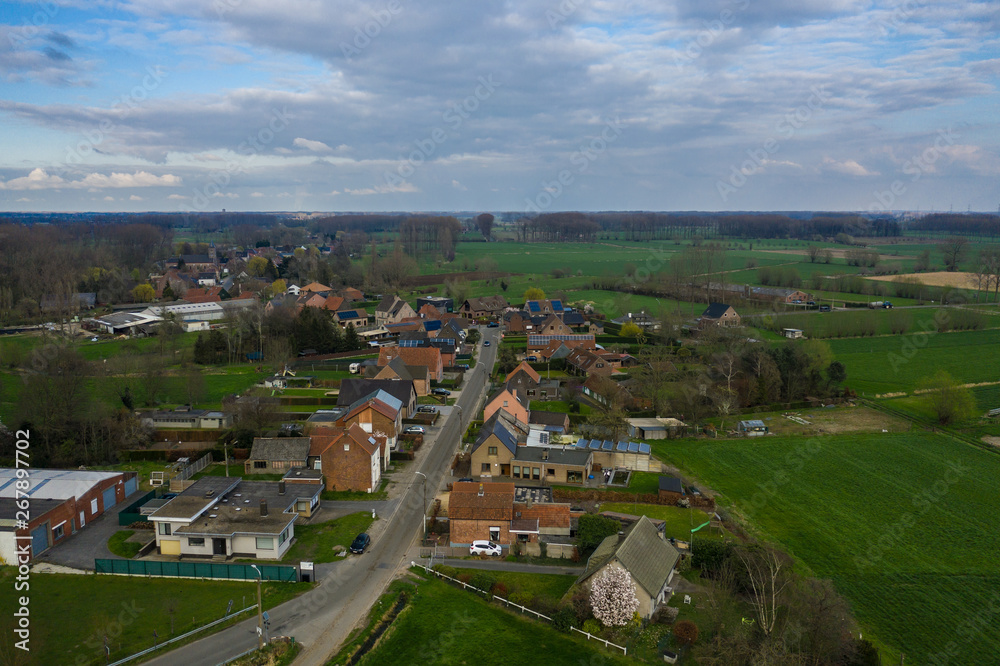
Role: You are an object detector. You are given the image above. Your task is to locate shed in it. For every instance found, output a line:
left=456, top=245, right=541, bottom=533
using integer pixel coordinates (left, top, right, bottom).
left=738, top=419, right=769, bottom=436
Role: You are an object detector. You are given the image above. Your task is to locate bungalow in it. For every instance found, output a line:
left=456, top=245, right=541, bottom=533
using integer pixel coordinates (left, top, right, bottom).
left=334, top=309, right=369, bottom=328
left=565, top=348, right=613, bottom=377
left=244, top=437, right=311, bottom=474
left=448, top=481, right=516, bottom=548
left=512, top=447, right=592, bottom=485
left=700, top=303, right=741, bottom=327
left=307, top=424, right=381, bottom=493
left=375, top=295, right=416, bottom=326
left=782, top=328, right=805, bottom=339
left=578, top=515, right=680, bottom=619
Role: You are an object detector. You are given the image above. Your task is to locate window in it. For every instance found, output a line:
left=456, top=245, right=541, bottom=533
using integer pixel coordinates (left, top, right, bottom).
left=90, top=498, right=98, bottom=514
left=297, top=501, right=307, bottom=512
left=502, top=400, right=508, bottom=407
left=532, top=467, right=540, bottom=480
left=188, top=537, right=205, bottom=547
left=547, top=468, right=555, bottom=476
left=481, top=463, right=491, bottom=473
left=513, top=466, right=520, bottom=478
left=52, top=524, right=64, bottom=541
left=488, top=446, right=497, bottom=456
left=256, top=537, right=274, bottom=549
left=278, top=529, right=288, bottom=546
left=489, top=527, right=500, bottom=541
left=158, top=523, right=172, bottom=535
left=254, top=460, right=267, bottom=469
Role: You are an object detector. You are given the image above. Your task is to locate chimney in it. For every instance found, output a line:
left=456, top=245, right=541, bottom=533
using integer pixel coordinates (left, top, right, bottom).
left=526, top=497, right=533, bottom=509
left=541, top=449, right=549, bottom=461
left=260, top=499, right=268, bottom=517
left=278, top=480, right=285, bottom=495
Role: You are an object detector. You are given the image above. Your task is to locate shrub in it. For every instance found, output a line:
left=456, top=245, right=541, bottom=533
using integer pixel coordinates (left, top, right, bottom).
left=577, top=513, right=622, bottom=551
left=457, top=572, right=473, bottom=584
left=553, top=606, right=578, bottom=631
left=673, top=620, right=699, bottom=646
left=570, top=587, right=592, bottom=623
left=509, top=591, right=533, bottom=607
left=432, top=565, right=457, bottom=578
left=470, top=572, right=496, bottom=592
left=491, top=581, right=509, bottom=597
left=582, top=619, right=603, bottom=636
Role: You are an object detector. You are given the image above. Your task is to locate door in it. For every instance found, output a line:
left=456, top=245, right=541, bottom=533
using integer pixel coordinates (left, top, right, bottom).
left=101, top=486, right=117, bottom=512
left=212, top=538, right=227, bottom=555
left=124, top=476, right=137, bottom=497
left=30, top=524, right=50, bottom=557
left=79, top=511, right=85, bottom=528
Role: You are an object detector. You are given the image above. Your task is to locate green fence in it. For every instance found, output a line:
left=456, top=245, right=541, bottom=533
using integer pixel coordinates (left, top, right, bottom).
left=94, top=559, right=298, bottom=582
left=118, top=490, right=157, bottom=526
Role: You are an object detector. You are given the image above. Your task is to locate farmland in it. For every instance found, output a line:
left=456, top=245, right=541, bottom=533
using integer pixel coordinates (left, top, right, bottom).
left=655, top=432, right=1000, bottom=664
left=828, top=327, right=1000, bottom=395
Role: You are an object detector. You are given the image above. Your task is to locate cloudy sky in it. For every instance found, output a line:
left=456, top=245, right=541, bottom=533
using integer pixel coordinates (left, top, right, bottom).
left=0, top=0, right=997, bottom=213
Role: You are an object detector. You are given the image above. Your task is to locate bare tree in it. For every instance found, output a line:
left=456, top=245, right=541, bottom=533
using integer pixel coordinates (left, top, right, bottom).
left=940, top=236, right=968, bottom=272
left=735, top=545, right=793, bottom=637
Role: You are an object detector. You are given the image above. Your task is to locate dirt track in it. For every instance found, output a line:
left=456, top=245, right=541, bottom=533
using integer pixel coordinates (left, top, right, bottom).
left=866, top=271, right=980, bottom=288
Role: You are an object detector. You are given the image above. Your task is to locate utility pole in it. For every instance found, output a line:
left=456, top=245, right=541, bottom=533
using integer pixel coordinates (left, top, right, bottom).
left=224, top=441, right=229, bottom=477
left=415, top=472, right=427, bottom=537
left=251, top=565, right=264, bottom=649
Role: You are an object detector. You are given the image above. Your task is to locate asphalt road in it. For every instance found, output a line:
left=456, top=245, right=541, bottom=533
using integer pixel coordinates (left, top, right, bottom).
left=143, top=327, right=499, bottom=666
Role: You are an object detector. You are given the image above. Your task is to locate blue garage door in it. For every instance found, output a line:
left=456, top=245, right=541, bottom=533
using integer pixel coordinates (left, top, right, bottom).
left=124, top=476, right=137, bottom=497
left=30, top=524, right=50, bottom=557
left=102, top=486, right=117, bottom=512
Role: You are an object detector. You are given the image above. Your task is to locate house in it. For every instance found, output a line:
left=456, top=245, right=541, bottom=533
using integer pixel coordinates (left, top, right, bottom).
left=307, top=424, right=382, bottom=493
left=527, top=333, right=595, bottom=352
left=375, top=295, right=416, bottom=326
left=512, top=447, right=592, bottom=484
left=459, top=295, right=509, bottom=319
left=0, top=468, right=134, bottom=562
left=470, top=417, right=520, bottom=479
left=524, top=299, right=565, bottom=317
left=782, top=328, right=805, bottom=339
left=378, top=346, right=443, bottom=383
left=334, top=309, right=369, bottom=328
left=581, top=376, right=634, bottom=408
left=658, top=476, right=685, bottom=502
left=505, top=360, right=541, bottom=395
left=337, top=379, right=417, bottom=418
left=300, top=282, right=333, bottom=295
left=322, top=295, right=345, bottom=311
left=244, top=437, right=311, bottom=474
left=483, top=388, right=529, bottom=426
left=627, top=417, right=686, bottom=440
left=700, top=303, right=741, bottom=327
left=339, top=287, right=365, bottom=302
left=747, top=286, right=811, bottom=304
left=281, top=468, right=325, bottom=517
left=335, top=389, right=403, bottom=469
left=574, top=439, right=653, bottom=472
left=148, top=476, right=320, bottom=560
left=512, top=497, right=572, bottom=540
left=536, top=314, right=574, bottom=336
left=566, top=348, right=614, bottom=377
left=612, top=311, right=661, bottom=331
left=739, top=419, right=769, bottom=436
left=578, top=515, right=680, bottom=619
left=370, top=357, right=431, bottom=396
left=448, top=481, right=516, bottom=547
left=416, top=295, right=454, bottom=313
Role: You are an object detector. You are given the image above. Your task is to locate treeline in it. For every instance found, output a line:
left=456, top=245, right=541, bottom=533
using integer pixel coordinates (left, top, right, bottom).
left=910, top=213, right=1000, bottom=238
left=399, top=216, right=462, bottom=259
left=515, top=212, right=602, bottom=242
left=760, top=308, right=986, bottom=339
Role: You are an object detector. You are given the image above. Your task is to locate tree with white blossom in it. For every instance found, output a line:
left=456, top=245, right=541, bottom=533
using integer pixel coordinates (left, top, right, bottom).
left=589, top=565, right=640, bottom=627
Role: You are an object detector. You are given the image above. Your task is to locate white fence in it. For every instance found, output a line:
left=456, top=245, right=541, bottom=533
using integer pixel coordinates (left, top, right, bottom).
left=411, top=562, right=626, bottom=656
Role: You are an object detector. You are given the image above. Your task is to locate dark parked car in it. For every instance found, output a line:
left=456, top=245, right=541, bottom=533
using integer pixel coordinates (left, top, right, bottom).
left=350, top=533, right=371, bottom=554
left=819, top=305, right=831, bottom=312
left=483, top=340, right=491, bottom=346
left=487, top=321, right=499, bottom=328
left=431, top=388, right=451, bottom=396
left=416, top=405, right=437, bottom=413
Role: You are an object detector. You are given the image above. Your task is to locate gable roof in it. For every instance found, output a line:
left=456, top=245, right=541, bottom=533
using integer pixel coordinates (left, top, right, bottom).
left=335, top=309, right=365, bottom=320
left=449, top=481, right=515, bottom=521
left=462, top=295, right=508, bottom=313
left=658, top=476, right=683, bottom=494
left=473, top=417, right=519, bottom=456
left=701, top=302, right=736, bottom=319
left=337, top=379, right=416, bottom=408
left=345, top=423, right=380, bottom=455
left=308, top=427, right=347, bottom=456
left=528, top=410, right=570, bottom=427
left=580, top=515, right=680, bottom=598
left=378, top=346, right=442, bottom=370
left=378, top=355, right=414, bottom=381
left=377, top=295, right=411, bottom=316
left=248, top=437, right=311, bottom=462
left=345, top=388, right=403, bottom=418
left=300, top=282, right=333, bottom=293
left=505, top=361, right=541, bottom=385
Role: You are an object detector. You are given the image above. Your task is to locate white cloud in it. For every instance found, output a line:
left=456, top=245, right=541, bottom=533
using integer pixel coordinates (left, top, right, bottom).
left=293, top=137, right=333, bottom=153
left=168, top=193, right=187, bottom=200
left=343, top=181, right=419, bottom=196
left=451, top=179, right=468, bottom=191
left=103, top=196, right=115, bottom=201
left=822, top=157, right=879, bottom=177
left=15, top=197, right=30, bottom=202
left=129, top=194, right=144, bottom=201
left=0, top=168, right=183, bottom=190
left=250, top=191, right=265, bottom=197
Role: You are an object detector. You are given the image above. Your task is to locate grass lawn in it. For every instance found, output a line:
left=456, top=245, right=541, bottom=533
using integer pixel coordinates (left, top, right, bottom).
left=0, top=569, right=310, bottom=666
left=437, top=566, right=577, bottom=606
left=359, top=571, right=631, bottom=666
left=92, top=460, right=181, bottom=492
left=528, top=400, right=591, bottom=415
left=107, top=530, right=142, bottom=558
left=321, top=479, right=390, bottom=501
left=625, top=470, right=661, bottom=494
left=829, top=327, right=1000, bottom=395
left=655, top=431, right=1000, bottom=665
left=281, top=512, right=374, bottom=563
left=598, top=503, right=720, bottom=542
left=190, top=464, right=284, bottom=482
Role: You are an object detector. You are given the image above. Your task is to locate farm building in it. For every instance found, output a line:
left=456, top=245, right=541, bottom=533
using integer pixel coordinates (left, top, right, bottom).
left=627, top=417, right=687, bottom=440
left=739, top=419, right=769, bottom=436
left=0, top=468, right=136, bottom=562
left=658, top=476, right=685, bottom=502
left=782, top=328, right=805, bottom=339
left=574, top=439, right=653, bottom=472
left=699, top=303, right=741, bottom=327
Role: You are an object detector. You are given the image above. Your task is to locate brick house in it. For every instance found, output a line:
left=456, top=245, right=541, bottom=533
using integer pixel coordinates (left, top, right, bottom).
left=335, top=389, right=403, bottom=470
left=370, top=355, right=431, bottom=396
left=699, top=303, right=741, bottom=327
left=338, top=379, right=417, bottom=418
left=537, top=314, right=574, bottom=336
left=483, top=388, right=529, bottom=425
left=307, top=424, right=381, bottom=492
left=459, top=295, right=509, bottom=319
left=448, top=481, right=515, bottom=547
left=470, top=418, right=519, bottom=479
left=512, top=499, right=572, bottom=541
left=375, top=295, right=417, bottom=326
left=565, top=348, right=613, bottom=377
left=378, top=346, right=443, bottom=382
left=512, top=447, right=592, bottom=484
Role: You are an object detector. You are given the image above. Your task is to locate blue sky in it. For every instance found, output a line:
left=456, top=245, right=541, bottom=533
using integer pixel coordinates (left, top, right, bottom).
left=0, top=0, right=997, bottom=213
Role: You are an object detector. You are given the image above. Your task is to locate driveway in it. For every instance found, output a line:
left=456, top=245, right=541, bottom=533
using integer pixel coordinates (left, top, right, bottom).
left=36, top=488, right=142, bottom=569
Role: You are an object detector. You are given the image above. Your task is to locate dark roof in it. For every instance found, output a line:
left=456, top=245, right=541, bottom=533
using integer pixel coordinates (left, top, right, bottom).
left=474, top=418, right=519, bottom=456
left=514, top=447, right=591, bottom=466
left=337, top=379, right=415, bottom=408
left=248, top=437, right=311, bottom=462
left=562, top=312, right=586, bottom=325
left=658, top=476, right=684, bottom=494
left=579, top=516, right=680, bottom=598
left=701, top=302, right=735, bottom=319
left=528, top=410, right=569, bottom=427
left=335, top=309, right=363, bottom=319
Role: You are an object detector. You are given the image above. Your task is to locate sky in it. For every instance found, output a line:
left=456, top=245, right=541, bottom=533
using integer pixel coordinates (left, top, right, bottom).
left=0, top=0, right=997, bottom=214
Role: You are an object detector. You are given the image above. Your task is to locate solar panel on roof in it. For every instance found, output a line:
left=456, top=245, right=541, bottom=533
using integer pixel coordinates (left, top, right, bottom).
left=638, top=443, right=651, bottom=454
left=576, top=438, right=588, bottom=448
left=601, top=441, right=613, bottom=451
left=628, top=442, right=639, bottom=453
left=528, top=301, right=540, bottom=312
left=616, top=441, right=628, bottom=452
left=588, top=440, right=601, bottom=450
left=551, top=300, right=562, bottom=310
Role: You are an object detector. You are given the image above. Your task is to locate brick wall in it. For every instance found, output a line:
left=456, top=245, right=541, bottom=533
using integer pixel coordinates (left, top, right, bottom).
left=450, top=519, right=512, bottom=546
left=320, top=442, right=376, bottom=492
left=514, top=502, right=571, bottom=534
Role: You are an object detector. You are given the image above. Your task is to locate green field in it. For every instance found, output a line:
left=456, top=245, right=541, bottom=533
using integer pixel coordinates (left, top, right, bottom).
left=655, top=432, right=1000, bottom=664
left=0, top=569, right=310, bottom=666
left=440, top=566, right=578, bottom=605
left=359, top=571, right=629, bottom=666
left=829, top=327, right=1000, bottom=395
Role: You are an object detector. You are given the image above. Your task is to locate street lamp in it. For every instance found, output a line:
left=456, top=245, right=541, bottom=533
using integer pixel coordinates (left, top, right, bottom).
left=250, top=564, right=265, bottom=648
left=414, top=472, right=427, bottom=536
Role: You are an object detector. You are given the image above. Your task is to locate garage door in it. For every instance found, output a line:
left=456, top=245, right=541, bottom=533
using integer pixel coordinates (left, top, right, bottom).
left=30, top=524, right=50, bottom=557
left=124, top=476, right=137, bottom=497
left=102, top=486, right=117, bottom=512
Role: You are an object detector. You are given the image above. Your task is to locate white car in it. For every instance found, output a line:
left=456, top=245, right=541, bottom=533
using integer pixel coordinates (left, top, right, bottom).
left=469, top=540, right=503, bottom=557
